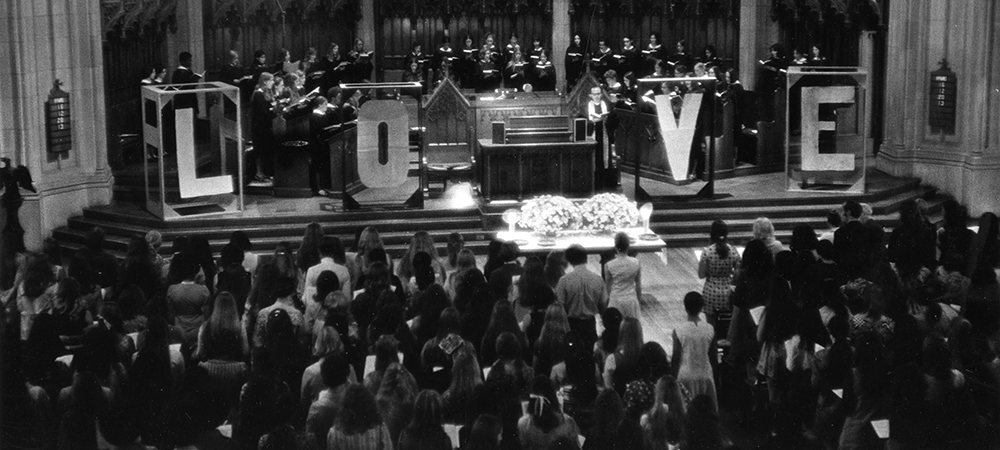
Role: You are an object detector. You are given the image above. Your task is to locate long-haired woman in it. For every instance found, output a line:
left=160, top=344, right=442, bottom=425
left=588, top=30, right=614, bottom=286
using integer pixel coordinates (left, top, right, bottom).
left=272, top=241, right=300, bottom=286
left=375, top=363, right=419, bottom=448
left=544, top=251, right=568, bottom=290
left=534, top=304, right=571, bottom=379
left=642, top=375, right=685, bottom=449
left=517, top=376, right=580, bottom=449
left=513, top=256, right=556, bottom=347
left=194, top=291, right=248, bottom=361
left=605, top=232, right=642, bottom=319
left=480, top=301, right=528, bottom=366
left=354, top=226, right=387, bottom=277
left=398, top=390, right=452, bottom=450
left=445, top=248, right=477, bottom=300
left=397, top=231, right=444, bottom=284
left=297, top=222, right=325, bottom=273
left=442, top=351, right=483, bottom=423
left=699, top=220, right=741, bottom=323
left=604, top=317, right=644, bottom=394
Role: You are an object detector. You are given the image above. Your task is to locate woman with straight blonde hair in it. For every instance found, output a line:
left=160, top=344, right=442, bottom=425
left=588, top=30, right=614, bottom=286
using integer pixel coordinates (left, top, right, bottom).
left=604, top=317, right=644, bottom=394
left=396, top=231, right=445, bottom=283
left=194, top=291, right=248, bottom=361
left=354, top=226, right=387, bottom=275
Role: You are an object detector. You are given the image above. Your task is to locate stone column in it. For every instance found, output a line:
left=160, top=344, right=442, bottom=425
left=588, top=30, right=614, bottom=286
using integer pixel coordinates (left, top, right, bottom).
left=738, top=0, right=779, bottom=91
left=877, top=0, right=1000, bottom=216
left=552, top=0, right=570, bottom=94
left=0, top=0, right=112, bottom=249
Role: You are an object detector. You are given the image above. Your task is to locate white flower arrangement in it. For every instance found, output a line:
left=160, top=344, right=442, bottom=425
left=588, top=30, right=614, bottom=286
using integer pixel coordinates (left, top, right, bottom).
left=518, top=195, right=580, bottom=234
left=578, top=193, right=639, bottom=232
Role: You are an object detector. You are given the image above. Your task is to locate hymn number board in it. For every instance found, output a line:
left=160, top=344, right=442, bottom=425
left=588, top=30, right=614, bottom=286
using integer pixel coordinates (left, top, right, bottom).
left=46, top=79, right=72, bottom=156
left=929, top=61, right=956, bottom=135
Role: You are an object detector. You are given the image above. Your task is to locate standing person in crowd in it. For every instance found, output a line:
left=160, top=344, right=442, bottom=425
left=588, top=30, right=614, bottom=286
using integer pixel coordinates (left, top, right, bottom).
left=328, top=384, right=395, bottom=450
left=835, top=200, right=880, bottom=280
left=511, top=256, right=555, bottom=346
left=605, top=232, right=642, bottom=319
left=518, top=376, right=580, bottom=449
left=587, top=86, right=616, bottom=192
left=348, top=38, right=374, bottom=83
left=398, top=390, right=452, bottom=450
left=304, top=237, right=351, bottom=327
left=444, top=232, right=465, bottom=273
left=604, top=317, right=644, bottom=394
left=591, top=37, right=615, bottom=80
left=887, top=199, right=938, bottom=282
left=487, top=241, right=522, bottom=302
left=753, top=217, right=786, bottom=256
left=672, top=292, right=718, bottom=412
left=297, top=222, right=325, bottom=274
left=565, top=33, right=587, bottom=90
left=555, top=244, right=607, bottom=351
left=167, top=253, right=211, bottom=347
left=616, top=36, right=640, bottom=78
left=641, top=32, right=666, bottom=77
left=642, top=375, right=686, bottom=450
left=699, top=220, right=741, bottom=324
left=544, top=251, right=568, bottom=290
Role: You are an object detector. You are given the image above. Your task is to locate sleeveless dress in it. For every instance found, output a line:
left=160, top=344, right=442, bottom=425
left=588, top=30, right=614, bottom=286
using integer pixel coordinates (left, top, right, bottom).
left=675, top=319, right=718, bottom=411
left=699, top=243, right=741, bottom=313
left=605, top=255, right=641, bottom=318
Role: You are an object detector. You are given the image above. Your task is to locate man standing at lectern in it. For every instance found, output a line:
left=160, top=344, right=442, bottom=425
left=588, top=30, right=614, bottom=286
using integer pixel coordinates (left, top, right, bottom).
left=588, top=86, right=616, bottom=191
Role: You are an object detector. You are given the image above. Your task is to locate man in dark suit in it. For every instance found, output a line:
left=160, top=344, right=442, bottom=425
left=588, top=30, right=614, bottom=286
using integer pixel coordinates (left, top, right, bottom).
left=834, top=200, right=881, bottom=280
left=487, top=241, right=523, bottom=302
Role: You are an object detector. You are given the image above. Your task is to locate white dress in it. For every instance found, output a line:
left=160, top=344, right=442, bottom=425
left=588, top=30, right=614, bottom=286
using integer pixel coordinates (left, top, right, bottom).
left=605, top=255, right=640, bottom=318
left=675, top=319, right=718, bottom=411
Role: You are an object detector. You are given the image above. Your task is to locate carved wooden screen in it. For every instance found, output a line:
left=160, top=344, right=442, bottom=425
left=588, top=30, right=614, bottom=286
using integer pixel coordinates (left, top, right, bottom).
left=772, top=0, right=883, bottom=67
left=375, top=0, right=552, bottom=74
left=569, top=0, right=740, bottom=75
left=101, top=1, right=170, bottom=167
left=203, top=0, right=357, bottom=77
left=423, top=78, right=473, bottom=164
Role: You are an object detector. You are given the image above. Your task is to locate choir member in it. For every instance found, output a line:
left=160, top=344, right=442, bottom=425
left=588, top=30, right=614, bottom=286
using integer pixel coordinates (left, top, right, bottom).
left=407, top=43, right=429, bottom=73
left=757, top=43, right=787, bottom=94
left=701, top=45, right=721, bottom=71
left=301, top=47, right=323, bottom=91
left=504, top=34, right=520, bottom=66
left=221, top=50, right=251, bottom=88
left=669, top=40, right=694, bottom=75
left=791, top=47, right=809, bottom=66
left=615, top=36, right=640, bottom=80
left=810, top=44, right=827, bottom=65
left=349, top=38, right=374, bottom=82
left=273, top=48, right=295, bottom=76
left=527, top=37, right=545, bottom=71
left=533, top=51, right=556, bottom=92
left=477, top=45, right=502, bottom=93
left=250, top=50, right=269, bottom=83
left=433, top=37, right=456, bottom=85
left=591, top=38, right=615, bottom=81
left=402, top=60, right=425, bottom=95
left=565, top=33, right=587, bottom=91
left=641, top=32, right=665, bottom=77
left=457, top=36, right=479, bottom=89
left=141, top=64, right=166, bottom=86
left=503, top=49, right=527, bottom=90
left=621, top=72, right=638, bottom=105
left=250, top=72, right=278, bottom=182
left=605, top=70, right=623, bottom=95
left=318, top=43, right=350, bottom=93
left=483, top=34, right=501, bottom=65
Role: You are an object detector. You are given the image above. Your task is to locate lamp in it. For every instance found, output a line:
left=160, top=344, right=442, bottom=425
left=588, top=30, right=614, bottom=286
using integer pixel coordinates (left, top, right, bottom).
left=502, top=208, right=521, bottom=234
left=639, top=203, right=658, bottom=240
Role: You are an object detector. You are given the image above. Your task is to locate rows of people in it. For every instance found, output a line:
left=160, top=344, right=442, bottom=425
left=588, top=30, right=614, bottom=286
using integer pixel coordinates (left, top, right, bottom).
left=695, top=200, right=1000, bottom=449
left=5, top=196, right=998, bottom=449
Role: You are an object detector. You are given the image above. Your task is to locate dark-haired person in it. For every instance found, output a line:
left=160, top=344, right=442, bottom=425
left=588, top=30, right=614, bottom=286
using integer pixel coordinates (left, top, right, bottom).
left=565, top=34, right=587, bottom=90
left=466, top=414, right=504, bottom=450
left=699, top=220, right=741, bottom=324
left=887, top=199, right=937, bottom=282
left=616, top=36, right=640, bottom=79
left=327, top=384, right=394, bottom=449
left=252, top=277, right=304, bottom=347
left=555, top=244, right=607, bottom=351
left=605, top=232, right=642, bottom=319
left=671, top=292, right=718, bottom=413
left=834, top=200, right=879, bottom=280
left=518, top=376, right=580, bottom=449
left=582, top=389, right=623, bottom=450
left=307, top=355, right=353, bottom=448
left=305, top=236, right=351, bottom=328
left=488, top=241, right=523, bottom=301
left=398, top=390, right=452, bottom=450
left=669, top=40, right=694, bottom=75
left=166, top=254, right=211, bottom=347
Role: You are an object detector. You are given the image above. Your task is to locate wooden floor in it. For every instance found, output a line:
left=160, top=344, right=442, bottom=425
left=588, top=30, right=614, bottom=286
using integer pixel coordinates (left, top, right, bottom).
left=479, top=246, right=703, bottom=356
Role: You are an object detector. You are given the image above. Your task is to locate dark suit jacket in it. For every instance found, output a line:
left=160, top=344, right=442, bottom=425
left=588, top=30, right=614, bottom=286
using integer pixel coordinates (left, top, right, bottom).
left=488, top=262, right=523, bottom=301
